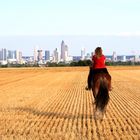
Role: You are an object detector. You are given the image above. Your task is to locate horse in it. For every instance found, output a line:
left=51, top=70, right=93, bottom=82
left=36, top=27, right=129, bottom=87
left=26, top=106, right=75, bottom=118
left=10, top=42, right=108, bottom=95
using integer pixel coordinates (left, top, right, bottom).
left=91, top=72, right=111, bottom=120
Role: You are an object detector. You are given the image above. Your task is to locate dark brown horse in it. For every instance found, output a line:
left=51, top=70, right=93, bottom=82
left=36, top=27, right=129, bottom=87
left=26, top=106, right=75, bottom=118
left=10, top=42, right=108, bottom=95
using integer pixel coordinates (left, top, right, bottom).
left=92, top=73, right=111, bottom=120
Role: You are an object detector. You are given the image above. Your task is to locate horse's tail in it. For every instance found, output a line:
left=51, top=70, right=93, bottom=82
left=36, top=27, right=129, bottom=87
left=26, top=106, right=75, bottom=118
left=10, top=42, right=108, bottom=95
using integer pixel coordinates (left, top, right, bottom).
left=95, top=77, right=110, bottom=112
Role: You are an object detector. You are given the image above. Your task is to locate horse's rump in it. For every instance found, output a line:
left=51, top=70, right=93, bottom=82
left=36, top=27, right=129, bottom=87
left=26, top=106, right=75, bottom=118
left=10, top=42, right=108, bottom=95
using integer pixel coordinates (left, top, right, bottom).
left=92, top=73, right=110, bottom=112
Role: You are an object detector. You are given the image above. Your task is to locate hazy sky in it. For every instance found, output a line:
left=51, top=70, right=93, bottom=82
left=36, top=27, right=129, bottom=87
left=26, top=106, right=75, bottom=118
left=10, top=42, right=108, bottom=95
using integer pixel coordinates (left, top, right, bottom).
left=0, top=0, right=140, bottom=55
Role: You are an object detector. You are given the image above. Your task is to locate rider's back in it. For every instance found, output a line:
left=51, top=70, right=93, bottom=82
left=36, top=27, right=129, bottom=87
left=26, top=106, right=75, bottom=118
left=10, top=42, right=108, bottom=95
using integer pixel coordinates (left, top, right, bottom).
left=92, top=55, right=106, bottom=69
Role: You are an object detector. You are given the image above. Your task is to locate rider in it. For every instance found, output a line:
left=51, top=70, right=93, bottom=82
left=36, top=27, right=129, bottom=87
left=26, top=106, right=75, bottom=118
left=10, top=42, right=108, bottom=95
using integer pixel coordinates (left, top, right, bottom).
left=86, top=47, right=112, bottom=91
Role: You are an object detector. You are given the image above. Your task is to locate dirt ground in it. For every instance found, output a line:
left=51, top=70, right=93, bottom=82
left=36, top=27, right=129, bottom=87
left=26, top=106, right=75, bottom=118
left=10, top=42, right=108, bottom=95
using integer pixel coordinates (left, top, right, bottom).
left=0, top=66, right=140, bottom=140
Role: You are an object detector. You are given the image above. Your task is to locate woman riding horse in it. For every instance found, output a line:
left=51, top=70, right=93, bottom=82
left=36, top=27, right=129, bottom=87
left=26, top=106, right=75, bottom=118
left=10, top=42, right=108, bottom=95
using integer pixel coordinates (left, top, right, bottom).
left=86, top=47, right=112, bottom=119
left=86, top=47, right=112, bottom=91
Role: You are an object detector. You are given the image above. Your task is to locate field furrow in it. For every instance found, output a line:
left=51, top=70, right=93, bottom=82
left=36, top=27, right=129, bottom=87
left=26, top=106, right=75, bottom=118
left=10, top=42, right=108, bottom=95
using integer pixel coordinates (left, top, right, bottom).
left=0, top=67, right=140, bottom=140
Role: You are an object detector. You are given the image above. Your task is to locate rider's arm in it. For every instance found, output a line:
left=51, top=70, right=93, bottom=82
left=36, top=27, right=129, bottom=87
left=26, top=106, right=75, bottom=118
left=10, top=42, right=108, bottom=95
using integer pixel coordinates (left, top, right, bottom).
left=104, top=55, right=106, bottom=64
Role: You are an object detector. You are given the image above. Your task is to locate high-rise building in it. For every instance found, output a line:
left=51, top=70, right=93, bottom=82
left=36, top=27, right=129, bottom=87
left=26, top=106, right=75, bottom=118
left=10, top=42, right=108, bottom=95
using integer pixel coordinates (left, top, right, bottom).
left=33, top=47, right=37, bottom=62
left=61, top=40, right=68, bottom=62
left=45, top=50, right=50, bottom=61
left=0, top=48, right=7, bottom=65
left=134, top=54, right=139, bottom=62
left=112, top=51, right=117, bottom=62
left=85, top=53, right=91, bottom=60
left=53, top=48, right=59, bottom=63
left=122, top=55, right=126, bottom=62
left=19, top=51, right=22, bottom=62
left=7, top=50, right=16, bottom=59
left=61, top=40, right=65, bottom=60
left=15, top=50, right=19, bottom=61
left=0, top=48, right=7, bottom=61
left=37, top=50, right=43, bottom=62
left=15, top=50, right=22, bottom=63
left=81, top=48, right=86, bottom=60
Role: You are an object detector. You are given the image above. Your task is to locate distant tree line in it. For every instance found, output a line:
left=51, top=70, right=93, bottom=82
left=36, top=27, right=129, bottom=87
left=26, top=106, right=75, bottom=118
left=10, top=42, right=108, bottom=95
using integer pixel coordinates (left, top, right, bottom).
left=0, top=60, right=140, bottom=68
left=0, top=63, right=39, bottom=68
left=47, top=60, right=140, bottom=67
left=105, top=61, right=140, bottom=66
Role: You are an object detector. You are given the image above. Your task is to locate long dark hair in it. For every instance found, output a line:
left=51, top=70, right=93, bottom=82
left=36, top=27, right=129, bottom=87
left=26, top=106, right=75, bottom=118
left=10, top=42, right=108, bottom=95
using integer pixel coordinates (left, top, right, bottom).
left=95, top=47, right=103, bottom=58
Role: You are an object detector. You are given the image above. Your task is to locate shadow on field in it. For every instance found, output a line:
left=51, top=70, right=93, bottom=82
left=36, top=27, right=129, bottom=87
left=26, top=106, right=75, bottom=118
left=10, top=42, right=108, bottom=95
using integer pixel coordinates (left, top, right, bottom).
left=14, top=107, right=94, bottom=120
left=10, top=107, right=102, bottom=139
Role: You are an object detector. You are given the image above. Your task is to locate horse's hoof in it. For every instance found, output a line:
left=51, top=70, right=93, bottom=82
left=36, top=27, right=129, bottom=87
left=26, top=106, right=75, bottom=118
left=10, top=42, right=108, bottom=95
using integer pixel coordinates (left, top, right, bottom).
left=85, top=87, right=89, bottom=90
left=85, top=86, right=91, bottom=90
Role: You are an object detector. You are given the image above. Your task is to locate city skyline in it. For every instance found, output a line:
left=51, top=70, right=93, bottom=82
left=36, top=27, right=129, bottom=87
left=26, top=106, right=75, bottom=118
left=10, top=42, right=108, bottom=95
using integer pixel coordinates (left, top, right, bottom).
left=0, top=35, right=140, bottom=56
left=1, top=45, right=139, bottom=65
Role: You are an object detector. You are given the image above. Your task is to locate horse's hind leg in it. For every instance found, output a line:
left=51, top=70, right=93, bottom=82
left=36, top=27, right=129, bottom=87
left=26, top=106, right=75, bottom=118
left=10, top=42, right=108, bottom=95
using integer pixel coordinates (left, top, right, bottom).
left=92, top=91, right=96, bottom=111
left=101, top=105, right=107, bottom=120
left=108, top=76, right=112, bottom=91
left=92, top=88, right=96, bottom=99
left=94, top=108, right=104, bottom=121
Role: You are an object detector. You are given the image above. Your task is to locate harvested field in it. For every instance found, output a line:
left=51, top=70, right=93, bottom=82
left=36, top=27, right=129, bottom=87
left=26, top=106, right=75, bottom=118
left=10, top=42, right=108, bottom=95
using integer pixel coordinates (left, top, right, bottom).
left=0, top=66, right=140, bottom=140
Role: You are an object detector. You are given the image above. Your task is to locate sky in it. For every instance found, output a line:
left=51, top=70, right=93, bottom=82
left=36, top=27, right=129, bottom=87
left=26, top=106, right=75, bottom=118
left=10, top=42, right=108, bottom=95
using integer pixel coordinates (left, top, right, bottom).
left=0, top=0, right=140, bottom=56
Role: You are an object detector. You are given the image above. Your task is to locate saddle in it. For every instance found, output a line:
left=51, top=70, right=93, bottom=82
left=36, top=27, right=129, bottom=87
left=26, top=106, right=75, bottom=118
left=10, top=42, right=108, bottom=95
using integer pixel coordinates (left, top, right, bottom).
left=92, top=68, right=108, bottom=81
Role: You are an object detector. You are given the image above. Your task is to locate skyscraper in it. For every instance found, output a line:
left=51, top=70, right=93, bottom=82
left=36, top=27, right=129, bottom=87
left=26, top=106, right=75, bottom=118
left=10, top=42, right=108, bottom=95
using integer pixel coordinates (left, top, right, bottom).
left=45, top=50, right=50, bottom=61
left=0, top=48, right=7, bottom=65
left=19, top=51, right=22, bottom=62
left=112, top=51, right=117, bottom=62
left=61, top=40, right=68, bottom=62
left=7, top=50, right=16, bottom=59
left=61, top=40, right=65, bottom=60
left=15, top=50, right=22, bottom=63
left=53, top=48, right=59, bottom=63
left=37, top=50, right=43, bottom=62
left=81, top=48, right=86, bottom=60
left=33, top=47, right=37, bottom=62
left=0, top=48, right=7, bottom=61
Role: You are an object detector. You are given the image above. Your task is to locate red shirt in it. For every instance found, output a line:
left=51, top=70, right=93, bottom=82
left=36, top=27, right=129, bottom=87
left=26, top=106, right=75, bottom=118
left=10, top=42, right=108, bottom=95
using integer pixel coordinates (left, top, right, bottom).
left=92, top=55, right=106, bottom=69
